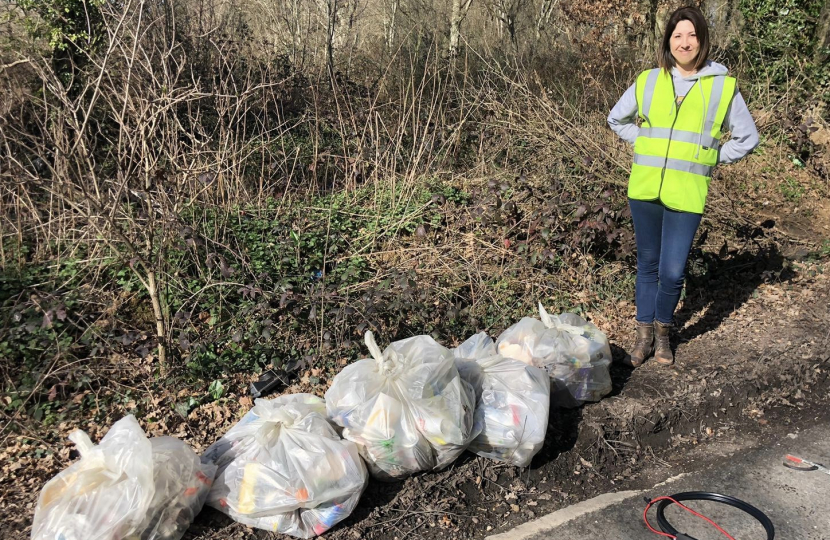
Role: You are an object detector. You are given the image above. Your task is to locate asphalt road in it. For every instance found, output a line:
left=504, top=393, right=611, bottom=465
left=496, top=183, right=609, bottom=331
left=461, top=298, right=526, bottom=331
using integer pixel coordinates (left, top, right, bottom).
left=488, top=422, right=830, bottom=540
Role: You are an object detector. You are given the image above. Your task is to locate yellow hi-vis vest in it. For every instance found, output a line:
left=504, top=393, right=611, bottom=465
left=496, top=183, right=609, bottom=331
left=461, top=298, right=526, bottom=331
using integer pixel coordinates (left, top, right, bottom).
left=628, top=68, right=736, bottom=214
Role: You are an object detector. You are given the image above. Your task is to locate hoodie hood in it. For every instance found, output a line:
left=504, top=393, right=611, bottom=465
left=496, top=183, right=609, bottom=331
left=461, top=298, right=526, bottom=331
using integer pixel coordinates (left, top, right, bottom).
left=672, top=60, right=729, bottom=81
left=668, top=61, right=730, bottom=159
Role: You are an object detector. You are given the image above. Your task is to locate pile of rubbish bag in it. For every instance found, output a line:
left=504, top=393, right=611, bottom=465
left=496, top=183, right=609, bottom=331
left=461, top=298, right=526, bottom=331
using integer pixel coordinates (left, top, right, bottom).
left=324, top=332, right=476, bottom=479
left=453, top=332, right=551, bottom=467
left=497, top=303, right=612, bottom=407
left=32, top=303, right=613, bottom=538
left=202, top=394, right=367, bottom=538
left=31, top=415, right=215, bottom=540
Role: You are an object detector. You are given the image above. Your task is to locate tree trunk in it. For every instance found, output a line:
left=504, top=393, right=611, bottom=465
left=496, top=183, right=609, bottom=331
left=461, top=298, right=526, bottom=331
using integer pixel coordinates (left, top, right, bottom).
left=325, top=0, right=338, bottom=86
left=292, top=0, right=302, bottom=66
left=535, top=0, right=558, bottom=42
left=147, top=270, right=168, bottom=370
left=506, top=12, right=517, bottom=53
left=646, top=0, right=662, bottom=57
left=816, top=0, right=830, bottom=64
left=701, top=0, right=744, bottom=49
left=450, top=0, right=473, bottom=57
left=385, top=0, right=399, bottom=53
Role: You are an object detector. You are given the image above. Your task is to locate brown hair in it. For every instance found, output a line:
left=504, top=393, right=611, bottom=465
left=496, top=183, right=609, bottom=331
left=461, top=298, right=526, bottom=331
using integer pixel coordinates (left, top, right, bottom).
left=658, top=6, right=710, bottom=72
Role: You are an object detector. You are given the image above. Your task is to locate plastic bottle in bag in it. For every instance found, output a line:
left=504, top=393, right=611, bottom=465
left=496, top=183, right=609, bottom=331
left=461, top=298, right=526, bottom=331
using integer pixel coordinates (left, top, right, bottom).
left=496, top=303, right=612, bottom=407
left=325, top=331, right=476, bottom=480
left=203, top=393, right=367, bottom=538
left=453, top=332, right=551, bottom=467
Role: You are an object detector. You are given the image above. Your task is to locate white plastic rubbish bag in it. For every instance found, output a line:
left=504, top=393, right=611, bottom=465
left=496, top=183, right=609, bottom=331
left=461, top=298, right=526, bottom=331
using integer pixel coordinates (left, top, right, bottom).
left=325, top=331, right=476, bottom=480
left=139, top=437, right=217, bottom=540
left=453, top=332, right=551, bottom=467
left=31, top=415, right=215, bottom=540
left=496, top=303, right=612, bottom=407
left=203, top=393, right=367, bottom=538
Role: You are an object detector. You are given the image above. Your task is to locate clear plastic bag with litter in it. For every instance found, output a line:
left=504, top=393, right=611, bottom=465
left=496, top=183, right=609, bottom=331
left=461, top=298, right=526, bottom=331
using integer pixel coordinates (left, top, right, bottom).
left=203, top=393, right=367, bottom=538
left=453, top=332, right=550, bottom=467
left=325, top=331, right=477, bottom=480
left=496, top=303, right=612, bottom=407
left=139, top=437, right=216, bottom=540
left=31, top=414, right=215, bottom=540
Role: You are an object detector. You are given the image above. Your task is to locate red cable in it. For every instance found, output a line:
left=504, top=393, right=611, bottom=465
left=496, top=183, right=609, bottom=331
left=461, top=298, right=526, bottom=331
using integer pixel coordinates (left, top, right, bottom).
left=643, top=496, right=737, bottom=540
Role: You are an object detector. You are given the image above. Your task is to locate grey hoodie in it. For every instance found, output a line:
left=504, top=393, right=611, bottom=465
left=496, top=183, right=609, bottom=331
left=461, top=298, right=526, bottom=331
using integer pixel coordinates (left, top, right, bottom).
left=607, top=61, right=759, bottom=164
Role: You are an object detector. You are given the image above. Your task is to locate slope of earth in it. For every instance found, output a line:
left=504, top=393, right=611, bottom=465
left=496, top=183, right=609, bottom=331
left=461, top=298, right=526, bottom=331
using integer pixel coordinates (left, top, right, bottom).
left=2, top=208, right=829, bottom=540
left=204, top=257, right=829, bottom=540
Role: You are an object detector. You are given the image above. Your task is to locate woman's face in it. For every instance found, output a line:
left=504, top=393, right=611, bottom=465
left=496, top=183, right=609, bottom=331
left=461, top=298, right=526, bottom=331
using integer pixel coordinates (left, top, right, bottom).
left=670, top=19, right=699, bottom=69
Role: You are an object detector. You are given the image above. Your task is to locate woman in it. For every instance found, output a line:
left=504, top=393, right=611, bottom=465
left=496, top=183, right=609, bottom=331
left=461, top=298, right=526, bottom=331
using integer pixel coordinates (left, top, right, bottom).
left=608, top=6, right=759, bottom=367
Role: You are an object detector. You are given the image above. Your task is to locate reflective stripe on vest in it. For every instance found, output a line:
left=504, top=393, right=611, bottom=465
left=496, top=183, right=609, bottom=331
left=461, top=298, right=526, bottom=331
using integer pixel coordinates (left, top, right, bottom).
left=628, top=68, right=736, bottom=214
left=633, top=154, right=713, bottom=177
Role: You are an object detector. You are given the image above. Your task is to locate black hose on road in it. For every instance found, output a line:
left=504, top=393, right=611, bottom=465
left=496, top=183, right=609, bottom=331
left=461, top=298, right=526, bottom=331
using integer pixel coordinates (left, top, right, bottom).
left=654, top=491, right=775, bottom=540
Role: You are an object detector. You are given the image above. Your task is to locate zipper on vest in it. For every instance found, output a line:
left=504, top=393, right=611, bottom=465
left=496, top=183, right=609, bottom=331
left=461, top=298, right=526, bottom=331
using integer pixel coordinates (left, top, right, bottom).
left=657, top=78, right=699, bottom=202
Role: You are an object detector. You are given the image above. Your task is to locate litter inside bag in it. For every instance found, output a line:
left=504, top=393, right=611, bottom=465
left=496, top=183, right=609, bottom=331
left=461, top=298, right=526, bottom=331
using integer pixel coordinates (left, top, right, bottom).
left=138, top=437, right=217, bottom=540
left=453, top=332, right=551, bottom=467
left=203, top=393, right=367, bottom=538
left=496, top=303, right=612, bottom=407
left=31, top=415, right=215, bottom=540
left=325, top=331, right=476, bottom=479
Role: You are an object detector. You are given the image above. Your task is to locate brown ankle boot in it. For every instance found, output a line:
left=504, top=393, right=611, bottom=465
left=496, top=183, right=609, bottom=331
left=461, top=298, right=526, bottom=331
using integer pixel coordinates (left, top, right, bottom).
left=653, top=321, right=674, bottom=365
left=625, top=321, right=654, bottom=367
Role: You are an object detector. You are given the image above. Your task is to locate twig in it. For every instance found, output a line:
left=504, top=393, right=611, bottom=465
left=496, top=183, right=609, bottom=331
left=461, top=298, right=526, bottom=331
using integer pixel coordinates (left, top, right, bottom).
left=0, top=59, right=31, bottom=71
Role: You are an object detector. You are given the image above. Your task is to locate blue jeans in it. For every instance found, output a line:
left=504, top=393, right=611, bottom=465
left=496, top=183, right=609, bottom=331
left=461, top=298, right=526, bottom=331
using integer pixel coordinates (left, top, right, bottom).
left=629, top=199, right=702, bottom=324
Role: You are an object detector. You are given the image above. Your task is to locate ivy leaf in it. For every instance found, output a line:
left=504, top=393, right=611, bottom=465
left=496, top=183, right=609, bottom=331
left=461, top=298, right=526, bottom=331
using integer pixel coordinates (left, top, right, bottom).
left=208, top=380, right=225, bottom=401
left=173, top=403, right=188, bottom=418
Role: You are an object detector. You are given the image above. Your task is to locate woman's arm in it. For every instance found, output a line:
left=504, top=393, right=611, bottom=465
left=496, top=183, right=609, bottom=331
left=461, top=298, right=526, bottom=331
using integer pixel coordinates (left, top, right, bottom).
left=719, top=91, right=759, bottom=164
left=607, top=83, right=639, bottom=145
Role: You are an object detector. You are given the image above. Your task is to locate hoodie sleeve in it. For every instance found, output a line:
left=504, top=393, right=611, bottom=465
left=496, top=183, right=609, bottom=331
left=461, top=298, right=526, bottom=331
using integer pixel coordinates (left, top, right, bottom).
left=718, top=91, right=759, bottom=164
left=607, top=83, right=639, bottom=145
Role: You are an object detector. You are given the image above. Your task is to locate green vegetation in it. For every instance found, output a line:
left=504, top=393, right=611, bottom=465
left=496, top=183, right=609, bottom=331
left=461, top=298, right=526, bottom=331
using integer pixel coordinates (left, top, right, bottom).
left=1, top=0, right=828, bottom=438
left=778, top=176, right=805, bottom=201
left=739, top=0, right=830, bottom=103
